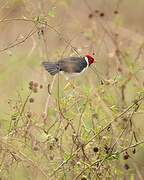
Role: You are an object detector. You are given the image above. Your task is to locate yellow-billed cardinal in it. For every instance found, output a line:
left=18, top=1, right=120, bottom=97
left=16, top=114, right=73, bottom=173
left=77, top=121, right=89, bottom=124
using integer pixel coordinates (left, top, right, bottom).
left=42, top=55, right=96, bottom=76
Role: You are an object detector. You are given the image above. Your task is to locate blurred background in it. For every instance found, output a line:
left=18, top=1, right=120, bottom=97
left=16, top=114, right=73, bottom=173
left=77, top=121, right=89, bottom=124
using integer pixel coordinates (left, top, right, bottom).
left=0, top=0, right=144, bottom=179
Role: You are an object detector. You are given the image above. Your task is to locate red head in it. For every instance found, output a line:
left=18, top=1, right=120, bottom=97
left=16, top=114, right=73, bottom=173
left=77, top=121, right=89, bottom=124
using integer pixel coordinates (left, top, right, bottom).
left=85, top=54, right=96, bottom=66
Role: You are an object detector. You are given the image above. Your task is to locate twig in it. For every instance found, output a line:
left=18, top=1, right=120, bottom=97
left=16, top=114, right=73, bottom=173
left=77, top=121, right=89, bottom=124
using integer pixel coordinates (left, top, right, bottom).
left=13, top=91, right=32, bottom=129
left=49, top=96, right=144, bottom=177
left=0, top=138, right=49, bottom=179
left=74, top=140, right=144, bottom=179
left=43, top=75, right=56, bottom=120
left=0, top=26, right=37, bottom=53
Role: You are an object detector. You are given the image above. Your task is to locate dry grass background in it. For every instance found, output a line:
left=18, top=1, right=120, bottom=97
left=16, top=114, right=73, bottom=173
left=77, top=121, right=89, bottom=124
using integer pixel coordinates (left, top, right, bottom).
left=0, top=0, right=144, bottom=179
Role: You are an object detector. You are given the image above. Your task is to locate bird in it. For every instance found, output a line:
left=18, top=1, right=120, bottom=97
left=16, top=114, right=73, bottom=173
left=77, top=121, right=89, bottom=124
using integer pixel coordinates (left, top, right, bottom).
left=42, top=54, right=96, bottom=77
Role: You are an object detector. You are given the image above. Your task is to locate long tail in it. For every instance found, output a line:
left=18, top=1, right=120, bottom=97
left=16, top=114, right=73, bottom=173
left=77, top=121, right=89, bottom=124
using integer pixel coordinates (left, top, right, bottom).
left=42, top=62, right=60, bottom=75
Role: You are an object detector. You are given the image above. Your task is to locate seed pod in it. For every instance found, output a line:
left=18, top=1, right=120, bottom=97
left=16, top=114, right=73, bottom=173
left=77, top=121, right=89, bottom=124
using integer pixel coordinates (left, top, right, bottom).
left=132, top=148, right=136, bottom=154
left=123, top=152, right=129, bottom=160
left=100, top=12, right=104, bottom=17
left=29, top=81, right=33, bottom=86
left=40, top=84, right=43, bottom=89
left=33, top=82, right=39, bottom=87
left=88, top=13, right=93, bottom=19
left=114, top=10, right=119, bottom=14
left=93, top=147, right=99, bottom=153
left=124, top=164, right=129, bottom=170
left=29, top=97, right=34, bottom=103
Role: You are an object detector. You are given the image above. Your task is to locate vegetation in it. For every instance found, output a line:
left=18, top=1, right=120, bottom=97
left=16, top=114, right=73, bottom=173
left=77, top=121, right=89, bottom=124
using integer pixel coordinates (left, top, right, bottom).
left=0, top=0, right=144, bottom=179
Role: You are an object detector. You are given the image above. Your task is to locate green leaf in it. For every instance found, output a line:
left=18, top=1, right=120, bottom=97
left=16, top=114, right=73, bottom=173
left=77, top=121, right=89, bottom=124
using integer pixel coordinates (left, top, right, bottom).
left=48, top=9, right=55, bottom=18
left=64, top=152, right=71, bottom=161
left=107, top=153, right=119, bottom=160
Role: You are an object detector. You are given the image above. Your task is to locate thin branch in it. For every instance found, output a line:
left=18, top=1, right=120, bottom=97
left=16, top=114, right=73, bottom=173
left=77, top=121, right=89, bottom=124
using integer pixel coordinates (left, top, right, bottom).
left=0, top=25, right=37, bottom=53
left=49, top=96, right=144, bottom=177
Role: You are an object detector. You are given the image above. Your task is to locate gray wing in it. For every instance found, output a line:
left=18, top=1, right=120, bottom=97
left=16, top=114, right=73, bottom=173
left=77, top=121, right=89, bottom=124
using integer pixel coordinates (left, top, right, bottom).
left=58, top=57, right=87, bottom=73
left=42, top=62, right=60, bottom=75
